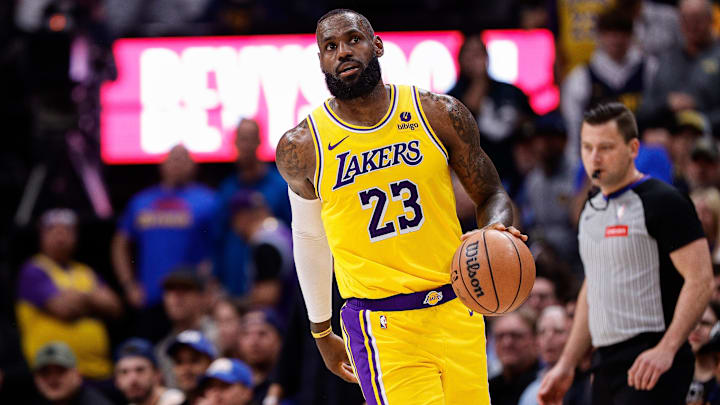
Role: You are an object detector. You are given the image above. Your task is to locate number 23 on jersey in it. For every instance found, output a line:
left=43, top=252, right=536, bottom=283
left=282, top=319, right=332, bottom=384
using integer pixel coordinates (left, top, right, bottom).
left=359, top=179, right=424, bottom=242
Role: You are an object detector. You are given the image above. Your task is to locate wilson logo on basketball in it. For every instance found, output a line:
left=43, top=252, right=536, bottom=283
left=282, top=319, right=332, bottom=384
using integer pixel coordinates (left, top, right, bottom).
left=423, top=291, right=443, bottom=306
left=464, top=241, right=485, bottom=298
left=605, top=225, right=628, bottom=238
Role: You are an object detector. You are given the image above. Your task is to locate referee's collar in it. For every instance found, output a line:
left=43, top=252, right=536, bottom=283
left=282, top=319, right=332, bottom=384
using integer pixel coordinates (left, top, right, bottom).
left=602, top=175, right=650, bottom=201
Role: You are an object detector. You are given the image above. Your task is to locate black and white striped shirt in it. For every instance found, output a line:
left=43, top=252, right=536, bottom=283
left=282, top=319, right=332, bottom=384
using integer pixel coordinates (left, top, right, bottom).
left=578, top=177, right=704, bottom=347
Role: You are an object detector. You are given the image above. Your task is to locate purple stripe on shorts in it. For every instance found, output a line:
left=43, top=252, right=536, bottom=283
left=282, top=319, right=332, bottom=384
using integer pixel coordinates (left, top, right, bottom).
left=341, top=305, right=379, bottom=405
left=363, top=310, right=387, bottom=405
left=346, top=284, right=456, bottom=312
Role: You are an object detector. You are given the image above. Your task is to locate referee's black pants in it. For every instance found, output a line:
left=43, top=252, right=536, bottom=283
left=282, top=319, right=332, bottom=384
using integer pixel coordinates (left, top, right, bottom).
left=591, top=332, right=694, bottom=405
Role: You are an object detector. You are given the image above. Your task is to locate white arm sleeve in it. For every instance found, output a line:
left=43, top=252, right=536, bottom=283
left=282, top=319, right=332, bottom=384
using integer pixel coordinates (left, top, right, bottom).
left=288, top=187, right=333, bottom=323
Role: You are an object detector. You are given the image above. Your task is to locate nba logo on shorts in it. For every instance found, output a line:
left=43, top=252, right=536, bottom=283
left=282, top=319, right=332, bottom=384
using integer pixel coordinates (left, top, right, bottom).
left=423, top=291, right=443, bottom=306
left=380, top=315, right=388, bottom=329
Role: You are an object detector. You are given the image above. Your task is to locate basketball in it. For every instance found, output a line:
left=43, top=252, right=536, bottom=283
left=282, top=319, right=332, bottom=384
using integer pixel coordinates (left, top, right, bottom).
left=451, top=229, right=535, bottom=315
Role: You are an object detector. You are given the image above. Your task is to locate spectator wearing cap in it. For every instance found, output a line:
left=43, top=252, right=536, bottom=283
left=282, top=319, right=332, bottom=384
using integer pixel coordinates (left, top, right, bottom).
left=214, top=119, right=291, bottom=297
left=16, top=208, right=122, bottom=380
left=115, top=338, right=184, bottom=405
left=31, top=342, right=113, bottom=405
left=562, top=7, right=658, bottom=165
left=164, top=330, right=216, bottom=402
left=196, top=358, right=253, bottom=405
left=688, top=138, right=720, bottom=191
left=238, top=309, right=283, bottom=404
left=519, top=112, right=580, bottom=269
left=156, top=269, right=218, bottom=389
left=230, top=191, right=293, bottom=311
left=668, top=110, right=712, bottom=190
left=111, top=145, right=216, bottom=321
left=686, top=302, right=720, bottom=404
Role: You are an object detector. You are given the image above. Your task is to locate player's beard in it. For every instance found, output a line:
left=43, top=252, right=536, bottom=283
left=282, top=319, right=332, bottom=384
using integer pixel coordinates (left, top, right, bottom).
left=324, top=56, right=382, bottom=100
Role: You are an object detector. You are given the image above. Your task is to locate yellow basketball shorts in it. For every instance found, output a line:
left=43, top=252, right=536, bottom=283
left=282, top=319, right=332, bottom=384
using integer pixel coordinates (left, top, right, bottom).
left=339, top=284, right=490, bottom=405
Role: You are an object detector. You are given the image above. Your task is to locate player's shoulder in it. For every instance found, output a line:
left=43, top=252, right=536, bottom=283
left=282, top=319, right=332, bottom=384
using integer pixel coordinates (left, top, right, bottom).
left=275, top=119, right=316, bottom=195
left=414, top=88, right=475, bottom=144
left=279, top=118, right=311, bottom=144
left=276, top=119, right=313, bottom=162
left=415, top=88, right=460, bottom=116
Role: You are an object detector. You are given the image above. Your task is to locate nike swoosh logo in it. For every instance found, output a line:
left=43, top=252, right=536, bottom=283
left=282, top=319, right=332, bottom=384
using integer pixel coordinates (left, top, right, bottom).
left=328, top=136, right=349, bottom=151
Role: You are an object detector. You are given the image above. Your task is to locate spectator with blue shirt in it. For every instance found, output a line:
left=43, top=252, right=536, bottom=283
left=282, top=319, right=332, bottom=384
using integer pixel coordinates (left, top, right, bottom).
left=111, top=145, right=216, bottom=339
left=214, top=119, right=291, bottom=296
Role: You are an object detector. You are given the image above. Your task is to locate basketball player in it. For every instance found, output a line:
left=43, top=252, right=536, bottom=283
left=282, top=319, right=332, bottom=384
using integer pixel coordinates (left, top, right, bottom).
left=275, top=8, right=524, bottom=405
left=538, top=103, right=713, bottom=405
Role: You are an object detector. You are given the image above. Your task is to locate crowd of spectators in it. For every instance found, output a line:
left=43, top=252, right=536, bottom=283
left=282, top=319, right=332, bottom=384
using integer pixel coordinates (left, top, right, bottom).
left=5, top=0, right=720, bottom=404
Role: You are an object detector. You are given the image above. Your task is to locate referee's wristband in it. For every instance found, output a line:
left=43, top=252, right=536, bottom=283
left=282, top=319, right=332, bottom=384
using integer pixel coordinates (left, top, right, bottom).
left=311, top=327, right=333, bottom=339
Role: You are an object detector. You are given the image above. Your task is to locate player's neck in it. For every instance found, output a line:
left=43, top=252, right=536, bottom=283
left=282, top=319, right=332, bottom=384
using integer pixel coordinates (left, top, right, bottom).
left=331, top=82, right=390, bottom=127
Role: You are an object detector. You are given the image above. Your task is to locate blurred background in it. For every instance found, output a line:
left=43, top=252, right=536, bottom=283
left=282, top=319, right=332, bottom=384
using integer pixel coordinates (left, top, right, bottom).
left=4, top=0, right=720, bottom=404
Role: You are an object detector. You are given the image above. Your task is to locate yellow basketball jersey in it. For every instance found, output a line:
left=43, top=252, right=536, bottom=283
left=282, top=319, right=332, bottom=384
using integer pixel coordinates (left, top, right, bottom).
left=307, top=85, right=462, bottom=299
left=16, top=255, right=112, bottom=379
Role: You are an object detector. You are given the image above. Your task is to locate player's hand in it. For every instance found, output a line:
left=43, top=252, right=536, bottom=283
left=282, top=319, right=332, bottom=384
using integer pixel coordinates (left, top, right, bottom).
left=537, top=362, right=574, bottom=405
left=315, top=333, right=358, bottom=384
left=627, top=344, right=674, bottom=390
left=461, top=223, right=528, bottom=242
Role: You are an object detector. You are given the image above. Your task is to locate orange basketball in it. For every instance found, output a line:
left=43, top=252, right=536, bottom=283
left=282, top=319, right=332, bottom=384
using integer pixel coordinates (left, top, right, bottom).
left=451, top=229, right=535, bottom=315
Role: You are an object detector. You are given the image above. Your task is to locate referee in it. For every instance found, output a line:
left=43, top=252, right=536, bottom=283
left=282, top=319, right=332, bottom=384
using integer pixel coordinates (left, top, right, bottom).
left=538, top=102, right=713, bottom=404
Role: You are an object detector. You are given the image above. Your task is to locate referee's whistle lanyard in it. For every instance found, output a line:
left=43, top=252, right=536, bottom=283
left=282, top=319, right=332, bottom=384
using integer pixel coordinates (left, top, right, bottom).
left=587, top=187, right=610, bottom=211
left=587, top=175, right=650, bottom=211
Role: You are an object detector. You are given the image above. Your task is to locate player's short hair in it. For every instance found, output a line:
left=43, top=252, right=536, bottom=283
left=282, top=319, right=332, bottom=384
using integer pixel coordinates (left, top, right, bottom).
left=583, top=102, right=638, bottom=142
left=317, top=8, right=375, bottom=38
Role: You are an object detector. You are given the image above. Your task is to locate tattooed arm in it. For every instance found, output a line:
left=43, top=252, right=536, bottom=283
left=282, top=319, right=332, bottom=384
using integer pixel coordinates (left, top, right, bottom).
left=419, top=90, right=514, bottom=229
left=276, top=120, right=316, bottom=199
left=275, top=120, right=357, bottom=383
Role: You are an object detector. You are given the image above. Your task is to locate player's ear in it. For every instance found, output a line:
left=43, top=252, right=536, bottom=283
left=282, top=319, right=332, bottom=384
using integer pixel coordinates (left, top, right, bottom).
left=374, top=35, right=384, bottom=57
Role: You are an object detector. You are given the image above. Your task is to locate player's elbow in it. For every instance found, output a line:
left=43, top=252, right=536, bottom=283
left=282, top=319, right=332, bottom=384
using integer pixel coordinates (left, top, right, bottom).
left=292, top=228, right=326, bottom=241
